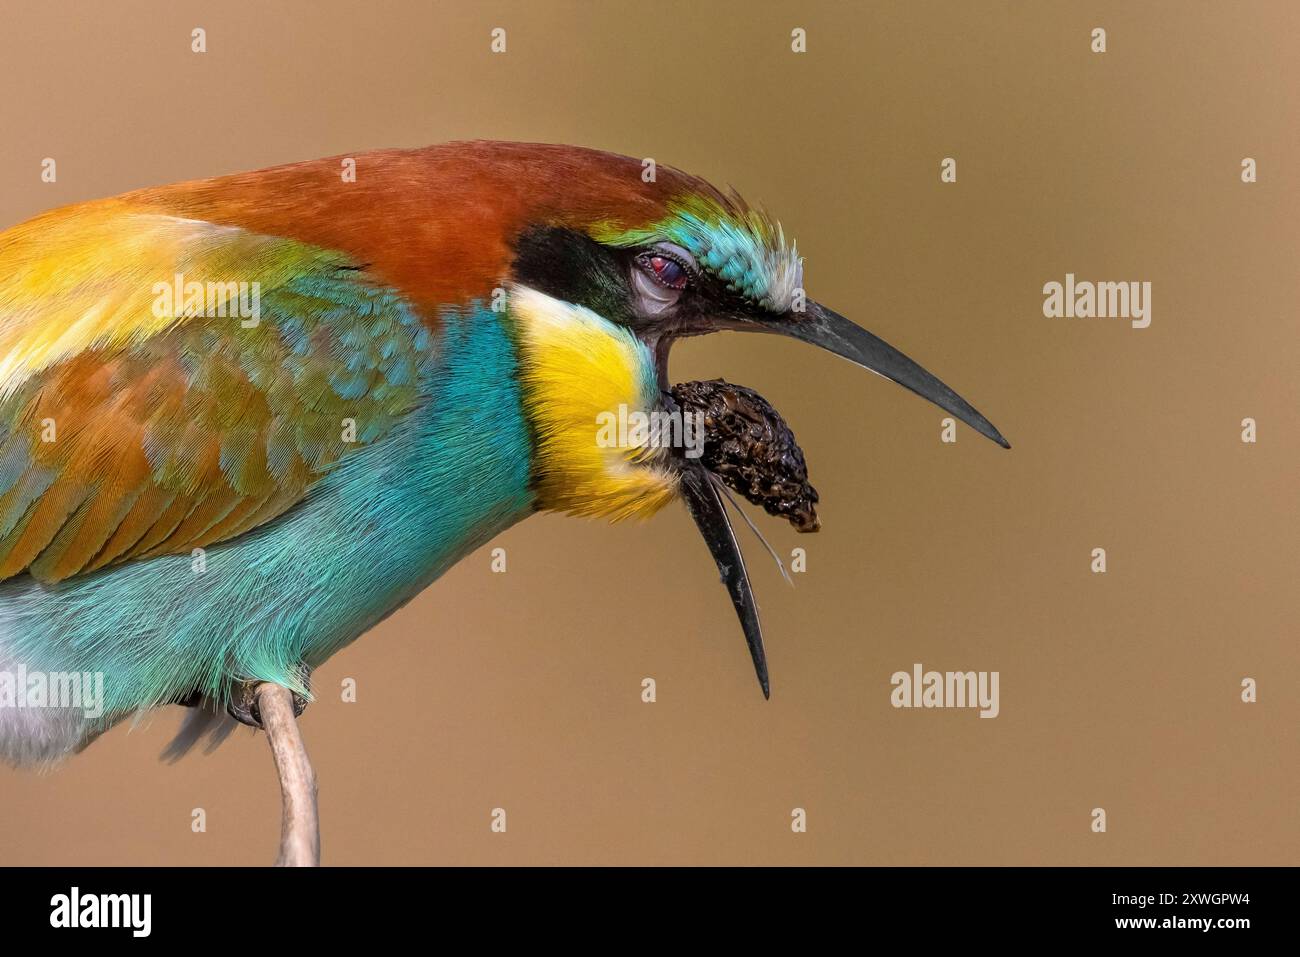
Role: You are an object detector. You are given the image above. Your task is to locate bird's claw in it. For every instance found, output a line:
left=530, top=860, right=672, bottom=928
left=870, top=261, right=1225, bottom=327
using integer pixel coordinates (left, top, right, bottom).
left=226, top=677, right=310, bottom=729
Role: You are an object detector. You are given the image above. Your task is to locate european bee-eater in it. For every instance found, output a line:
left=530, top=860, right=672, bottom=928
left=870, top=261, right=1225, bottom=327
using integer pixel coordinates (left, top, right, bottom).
left=0, top=141, right=1007, bottom=767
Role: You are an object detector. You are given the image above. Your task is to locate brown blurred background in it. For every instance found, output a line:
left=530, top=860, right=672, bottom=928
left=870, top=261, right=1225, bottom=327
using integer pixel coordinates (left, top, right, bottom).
left=0, top=0, right=1295, bottom=865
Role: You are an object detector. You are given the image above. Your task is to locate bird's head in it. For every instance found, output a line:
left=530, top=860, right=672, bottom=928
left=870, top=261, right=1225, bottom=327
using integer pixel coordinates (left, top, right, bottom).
left=461, top=144, right=1007, bottom=698
left=504, top=165, right=1007, bottom=452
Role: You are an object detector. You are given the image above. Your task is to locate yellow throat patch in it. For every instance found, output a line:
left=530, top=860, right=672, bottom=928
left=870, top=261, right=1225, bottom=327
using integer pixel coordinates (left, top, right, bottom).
left=509, top=286, right=678, bottom=521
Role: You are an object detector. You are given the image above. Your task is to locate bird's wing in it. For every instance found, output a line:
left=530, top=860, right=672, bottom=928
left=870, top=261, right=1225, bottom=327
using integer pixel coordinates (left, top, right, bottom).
left=0, top=199, right=427, bottom=584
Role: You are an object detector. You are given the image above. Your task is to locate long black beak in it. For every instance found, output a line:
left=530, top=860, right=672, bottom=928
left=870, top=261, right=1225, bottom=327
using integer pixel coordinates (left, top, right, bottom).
left=753, top=301, right=1010, bottom=449
left=678, top=465, right=769, bottom=698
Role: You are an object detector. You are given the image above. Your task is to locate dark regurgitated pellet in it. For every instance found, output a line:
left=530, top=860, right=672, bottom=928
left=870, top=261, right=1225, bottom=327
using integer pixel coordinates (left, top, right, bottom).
left=670, top=379, right=820, bottom=533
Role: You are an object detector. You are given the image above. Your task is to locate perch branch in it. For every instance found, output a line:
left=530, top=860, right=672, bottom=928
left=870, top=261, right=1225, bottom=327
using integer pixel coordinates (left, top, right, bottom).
left=256, top=682, right=319, bottom=867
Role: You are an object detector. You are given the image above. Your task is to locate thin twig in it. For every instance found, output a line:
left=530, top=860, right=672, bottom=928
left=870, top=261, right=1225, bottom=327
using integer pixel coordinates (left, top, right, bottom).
left=256, top=683, right=319, bottom=867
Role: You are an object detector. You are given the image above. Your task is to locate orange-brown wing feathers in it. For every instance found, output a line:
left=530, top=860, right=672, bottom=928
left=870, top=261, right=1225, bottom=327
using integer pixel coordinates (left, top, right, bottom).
left=0, top=203, right=427, bottom=584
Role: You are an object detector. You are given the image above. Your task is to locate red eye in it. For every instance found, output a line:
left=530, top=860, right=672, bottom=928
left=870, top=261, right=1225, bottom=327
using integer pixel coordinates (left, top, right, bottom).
left=647, top=255, right=688, bottom=289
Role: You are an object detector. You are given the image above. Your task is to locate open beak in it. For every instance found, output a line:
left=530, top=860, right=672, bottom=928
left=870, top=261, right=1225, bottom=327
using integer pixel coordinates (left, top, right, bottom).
left=674, top=303, right=1006, bottom=699
left=678, top=464, right=769, bottom=698
left=751, top=301, right=1010, bottom=449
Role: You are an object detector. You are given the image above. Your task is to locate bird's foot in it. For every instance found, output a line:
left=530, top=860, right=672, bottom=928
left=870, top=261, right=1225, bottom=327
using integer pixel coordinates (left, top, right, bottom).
left=227, top=676, right=311, bottom=729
